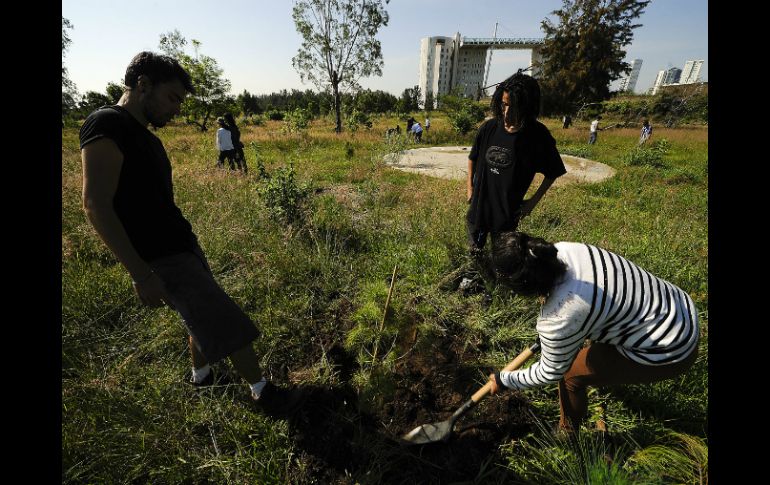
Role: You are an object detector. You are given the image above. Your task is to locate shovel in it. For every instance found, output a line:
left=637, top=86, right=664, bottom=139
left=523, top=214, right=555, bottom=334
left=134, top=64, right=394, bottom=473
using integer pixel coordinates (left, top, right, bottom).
left=400, top=340, right=541, bottom=445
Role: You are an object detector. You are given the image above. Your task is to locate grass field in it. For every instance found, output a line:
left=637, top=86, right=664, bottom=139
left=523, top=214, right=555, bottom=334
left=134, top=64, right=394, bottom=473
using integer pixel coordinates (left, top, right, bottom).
left=62, top=112, right=707, bottom=484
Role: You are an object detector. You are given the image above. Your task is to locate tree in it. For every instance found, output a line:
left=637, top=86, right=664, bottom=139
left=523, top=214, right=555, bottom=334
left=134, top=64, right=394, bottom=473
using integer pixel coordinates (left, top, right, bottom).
left=62, top=17, right=78, bottom=118
left=106, top=82, right=124, bottom=104
left=441, top=94, right=486, bottom=135
left=159, top=30, right=232, bottom=131
left=538, top=0, right=650, bottom=115
left=397, top=85, right=420, bottom=113
left=291, top=0, right=390, bottom=133
left=237, top=90, right=262, bottom=116
left=423, top=90, right=435, bottom=112
left=77, top=91, right=112, bottom=117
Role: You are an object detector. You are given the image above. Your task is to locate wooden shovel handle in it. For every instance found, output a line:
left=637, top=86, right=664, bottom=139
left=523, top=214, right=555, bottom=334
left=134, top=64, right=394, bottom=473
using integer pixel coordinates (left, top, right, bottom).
left=470, top=341, right=540, bottom=403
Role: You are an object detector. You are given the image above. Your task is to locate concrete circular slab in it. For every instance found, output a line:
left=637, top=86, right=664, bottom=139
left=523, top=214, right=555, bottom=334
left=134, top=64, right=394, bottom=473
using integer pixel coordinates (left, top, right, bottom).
left=384, top=146, right=615, bottom=185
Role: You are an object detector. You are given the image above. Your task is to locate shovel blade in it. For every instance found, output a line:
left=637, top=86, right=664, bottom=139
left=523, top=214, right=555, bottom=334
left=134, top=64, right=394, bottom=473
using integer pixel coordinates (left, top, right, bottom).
left=400, top=420, right=453, bottom=445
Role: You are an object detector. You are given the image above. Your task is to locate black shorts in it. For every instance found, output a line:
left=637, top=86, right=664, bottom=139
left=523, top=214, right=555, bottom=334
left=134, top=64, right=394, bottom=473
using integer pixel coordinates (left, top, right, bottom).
left=149, top=245, right=260, bottom=363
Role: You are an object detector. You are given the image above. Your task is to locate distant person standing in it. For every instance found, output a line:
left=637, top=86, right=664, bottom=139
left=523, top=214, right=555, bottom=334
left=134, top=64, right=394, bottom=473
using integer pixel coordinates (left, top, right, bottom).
left=411, top=121, right=423, bottom=142
left=224, top=113, right=247, bottom=173
left=562, top=114, right=572, bottom=129
left=588, top=115, right=602, bottom=145
left=216, top=117, right=236, bottom=170
left=425, top=116, right=431, bottom=133
left=639, top=119, right=653, bottom=146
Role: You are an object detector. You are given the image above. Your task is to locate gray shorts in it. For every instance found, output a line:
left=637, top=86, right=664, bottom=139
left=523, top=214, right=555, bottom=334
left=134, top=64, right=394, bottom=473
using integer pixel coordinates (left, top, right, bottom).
left=149, top=245, right=260, bottom=363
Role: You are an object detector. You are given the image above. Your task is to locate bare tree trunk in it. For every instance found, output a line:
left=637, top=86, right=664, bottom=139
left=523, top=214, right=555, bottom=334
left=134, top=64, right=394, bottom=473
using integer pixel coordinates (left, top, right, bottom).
left=333, top=82, right=342, bottom=133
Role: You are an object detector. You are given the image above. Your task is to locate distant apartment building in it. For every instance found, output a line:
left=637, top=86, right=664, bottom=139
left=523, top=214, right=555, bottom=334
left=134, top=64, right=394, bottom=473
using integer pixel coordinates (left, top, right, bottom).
left=663, top=67, right=682, bottom=85
left=651, top=70, right=666, bottom=95
left=619, top=59, right=643, bottom=92
left=681, top=60, right=704, bottom=84
left=418, top=33, right=544, bottom=108
left=652, top=67, right=684, bottom=95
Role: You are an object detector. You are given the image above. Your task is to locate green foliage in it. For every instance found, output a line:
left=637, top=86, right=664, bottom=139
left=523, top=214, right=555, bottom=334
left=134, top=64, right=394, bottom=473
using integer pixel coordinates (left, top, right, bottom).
left=266, top=110, right=284, bottom=121
left=560, top=145, right=593, bottom=158
left=441, top=94, right=486, bottom=134
left=503, top=421, right=641, bottom=485
left=62, top=17, right=78, bottom=119
left=283, top=107, right=312, bottom=133
left=256, top=163, right=312, bottom=225
left=77, top=91, right=112, bottom=115
left=623, top=139, right=670, bottom=167
left=397, top=85, right=421, bottom=113
left=159, top=30, right=232, bottom=131
left=355, top=89, right=399, bottom=114
left=237, top=89, right=263, bottom=116
left=600, top=89, right=708, bottom=126
left=105, top=82, right=124, bottom=104
left=345, top=109, right=373, bottom=133
left=62, top=17, right=75, bottom=90
left=539, top=0, right=651, bottom=114
left=423, top=90, right=435, bottom=112
left=625, top=431, right=708, bottom=484
left=245, top=114, right=265, bottom=126
left=292, top=0, right=390, bottom=132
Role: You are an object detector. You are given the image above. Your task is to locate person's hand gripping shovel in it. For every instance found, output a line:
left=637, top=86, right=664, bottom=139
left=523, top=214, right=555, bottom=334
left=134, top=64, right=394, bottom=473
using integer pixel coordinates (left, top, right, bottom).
left=400, top=340, right=541, bottom=445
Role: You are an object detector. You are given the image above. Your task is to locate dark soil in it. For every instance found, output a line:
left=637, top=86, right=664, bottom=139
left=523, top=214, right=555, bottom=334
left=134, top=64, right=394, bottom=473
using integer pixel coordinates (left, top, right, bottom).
left=284, top=340, right=536, bottom=484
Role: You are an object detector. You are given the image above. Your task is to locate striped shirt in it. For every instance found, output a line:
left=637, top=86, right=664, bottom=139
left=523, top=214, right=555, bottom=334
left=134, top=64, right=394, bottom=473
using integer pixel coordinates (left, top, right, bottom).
left=499, top=242, right=700, bottom=390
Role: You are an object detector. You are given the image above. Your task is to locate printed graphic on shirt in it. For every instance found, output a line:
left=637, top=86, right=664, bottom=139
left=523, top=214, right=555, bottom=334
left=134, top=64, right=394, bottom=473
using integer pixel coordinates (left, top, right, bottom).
left=485, top=145, right=514, bottom=170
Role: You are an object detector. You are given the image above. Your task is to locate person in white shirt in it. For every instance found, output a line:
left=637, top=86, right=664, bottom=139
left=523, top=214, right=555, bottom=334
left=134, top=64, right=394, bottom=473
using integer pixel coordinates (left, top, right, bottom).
left=216, top=117, right=236, bottom=169
left=588, top=115, right=602, bottom=145
left=485, top=231, right=700, bottom=435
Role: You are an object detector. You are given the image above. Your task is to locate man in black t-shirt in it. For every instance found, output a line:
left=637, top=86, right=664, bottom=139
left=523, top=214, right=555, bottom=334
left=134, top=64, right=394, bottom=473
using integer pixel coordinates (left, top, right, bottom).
left=79, top=51, right=302, bottom=414
left=452, top=72, right=565, bottom=290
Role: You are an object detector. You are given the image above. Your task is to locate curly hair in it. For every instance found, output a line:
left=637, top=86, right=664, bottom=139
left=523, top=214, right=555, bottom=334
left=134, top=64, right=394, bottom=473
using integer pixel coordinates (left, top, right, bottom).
left=124, top=51, right=195, bottom=94
left=490, top=71, right=541, bottom=130
left=491, top=231, right=567, bottom=297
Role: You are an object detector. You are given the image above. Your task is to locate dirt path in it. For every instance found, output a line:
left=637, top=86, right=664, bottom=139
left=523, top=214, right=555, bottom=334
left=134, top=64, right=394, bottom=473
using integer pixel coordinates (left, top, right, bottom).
left=385, top=146, right=615, bottom=185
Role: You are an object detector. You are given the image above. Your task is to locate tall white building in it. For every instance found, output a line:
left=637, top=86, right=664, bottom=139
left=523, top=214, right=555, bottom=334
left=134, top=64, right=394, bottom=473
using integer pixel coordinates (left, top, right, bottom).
left=418, top=33, right=486, bottom=108
left=418, top=33, right=544, bottom=108
left=651, top=70, right=666, bottom=95
left=681, top=60, right=704, bottom=84
left=619, top=59, right=643, bottom=92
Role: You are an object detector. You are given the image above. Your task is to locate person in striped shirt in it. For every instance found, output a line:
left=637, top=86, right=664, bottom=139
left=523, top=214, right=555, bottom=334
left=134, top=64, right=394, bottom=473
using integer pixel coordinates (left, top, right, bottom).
left=485, top=231, right=700, bottom=434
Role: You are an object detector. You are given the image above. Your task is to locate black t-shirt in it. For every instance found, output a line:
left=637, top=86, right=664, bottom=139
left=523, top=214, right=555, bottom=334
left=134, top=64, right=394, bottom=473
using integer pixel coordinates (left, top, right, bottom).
left=467, top=118, right=566, bottom=233
left=79, top=105, right=197, bottom=262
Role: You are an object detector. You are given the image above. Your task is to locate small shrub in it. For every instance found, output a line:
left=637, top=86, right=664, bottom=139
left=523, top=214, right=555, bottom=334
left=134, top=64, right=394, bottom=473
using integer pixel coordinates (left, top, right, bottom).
left=266, top=110, right=284, bottom=121
left=283, top=107, right=311, bottom=133
left=256, top=162, right=311, bottom=225
left=560, top=145, right=592, bottom=158
left=346, top=109, right=373, bottom=133
left=623, top=138, right=670, bottom=168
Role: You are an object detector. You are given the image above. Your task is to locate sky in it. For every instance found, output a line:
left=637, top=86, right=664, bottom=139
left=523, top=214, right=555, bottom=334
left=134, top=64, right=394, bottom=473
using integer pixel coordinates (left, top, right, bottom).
left=62, top=0, right=707, bottom=97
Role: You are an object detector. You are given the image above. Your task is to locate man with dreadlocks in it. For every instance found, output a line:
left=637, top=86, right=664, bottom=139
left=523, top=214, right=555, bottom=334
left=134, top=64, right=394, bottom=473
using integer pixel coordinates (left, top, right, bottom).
left=465, top=71, right=566, bottom=264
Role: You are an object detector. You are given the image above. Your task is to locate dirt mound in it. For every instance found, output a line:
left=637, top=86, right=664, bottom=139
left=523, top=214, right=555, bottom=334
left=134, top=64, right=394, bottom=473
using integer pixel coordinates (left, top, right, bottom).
left=285, top=341, right=535, bottom=483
